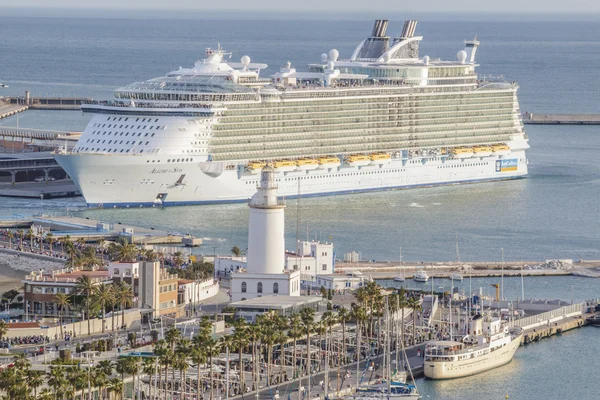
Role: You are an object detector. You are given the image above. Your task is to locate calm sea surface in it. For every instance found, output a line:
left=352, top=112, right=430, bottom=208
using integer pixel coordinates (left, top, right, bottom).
left=0, top=17, right=599, bottom=398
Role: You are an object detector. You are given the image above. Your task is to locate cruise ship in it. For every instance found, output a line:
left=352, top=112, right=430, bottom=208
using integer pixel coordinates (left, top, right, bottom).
left=423, top=316, right=523, bottom=379
left=54, top=20, right=529, bottom=208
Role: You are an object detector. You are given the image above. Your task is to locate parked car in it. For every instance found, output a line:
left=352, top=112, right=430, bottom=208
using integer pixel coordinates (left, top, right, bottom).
left=33, top=177, right=45, bottom=182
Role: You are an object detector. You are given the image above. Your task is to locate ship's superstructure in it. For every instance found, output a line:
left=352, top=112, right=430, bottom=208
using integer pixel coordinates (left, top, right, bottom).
left=423, top=316, right=523, bottom=379
left=54, top=20, right=529, bottom=207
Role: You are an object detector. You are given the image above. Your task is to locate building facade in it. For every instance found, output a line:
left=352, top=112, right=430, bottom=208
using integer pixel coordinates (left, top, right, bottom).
left=22, top=269, right=112, bottom=319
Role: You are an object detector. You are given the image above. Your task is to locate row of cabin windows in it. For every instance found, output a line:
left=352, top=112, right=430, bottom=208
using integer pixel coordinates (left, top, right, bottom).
left=92, top=124, right=163, bottom=130
left=89, top=131, right=157, bottom=137
left=105, top=116, right=160, bottom=123
left=241, top=282, right=278, bottom=294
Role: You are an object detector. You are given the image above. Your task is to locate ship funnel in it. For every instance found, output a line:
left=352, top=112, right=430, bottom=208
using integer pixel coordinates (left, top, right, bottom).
left=371, top=19, right=389, bottom=38
left=400, top=20, right=418, bottom=38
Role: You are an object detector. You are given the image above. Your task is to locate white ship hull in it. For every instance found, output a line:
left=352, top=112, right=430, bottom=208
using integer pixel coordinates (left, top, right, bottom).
left=55, top=150, right=527, bottom=208
left=423, top=333, right=522, bottom=380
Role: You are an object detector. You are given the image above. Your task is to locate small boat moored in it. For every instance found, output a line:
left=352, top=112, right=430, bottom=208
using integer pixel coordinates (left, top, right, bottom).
left=413, top=270, right=429, bottom=282
left=586, top=314, right=600, bottom=327
left=449, top=272, right=463, bottom=281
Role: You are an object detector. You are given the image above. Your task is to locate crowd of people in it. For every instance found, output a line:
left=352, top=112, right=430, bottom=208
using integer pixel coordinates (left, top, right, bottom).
left=0, top=334, right=49, bottom=348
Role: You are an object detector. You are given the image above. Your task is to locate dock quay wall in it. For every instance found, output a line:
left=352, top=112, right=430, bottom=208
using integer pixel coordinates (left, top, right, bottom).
left=521, top=317, right=587, bottom=345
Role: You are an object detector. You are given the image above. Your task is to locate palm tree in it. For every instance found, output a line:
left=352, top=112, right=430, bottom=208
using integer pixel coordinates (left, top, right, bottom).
left=94, top=284, right=113, bottom=333
left=107, top=377, right=124, bottom=400
left=154, top=339, right=171, bottom=395
left=408, top=296, right=422, bottom=345
left=142, top=357, right=158, bottom=400
left=231, top=318, right=249, bottom=392
left=231, top=246, right=242, bottom=257
left=127, top=356, right=143, bottom=400
left=53, top=293, right=71, bottom=339
left=351, top=304, right=368, bottom=388
left=288, top=313, right=303, bottom=381
left=336, top=306, right=351, bottom=390
left=75, top=275, right=96, bottom=336
left=397, top=287, right=409, bottom=347
left=115, top=282, right=134, bottom=329
left=205, top=336, right=221, bottom=400
left=46, top=366, right=67, bottom=400
left=97, top=238, right=106, bottom=262
left=172, top=251, right=184, bottom=268
left=92, top=367, right=108, bottom=400
left=36, top=388, right=54, bottom=400
left=300, top=307, right=316, bottom=400
left=16, top=229, right=24, bottom=250
left=174, top=340, right=191, bottom=398
left=0, top=320, right=8, bottom=342
left=58, top=235, right=71, bottom=256
left=114, top=358, right=129, bottom=395
left=82, top=246, right=102, bottom=270
left=190, top=335, right=207, bottom=398
left=76, top=237, right=87, bottom=248
left=45, top=232, right=55, bottom=253
left=6, top=231, right=14, bottom=249
left=25, top=228, right=35, bottom=251
left=29, top=369, right=44, bottom=398
left=109, top=241, right=139, bottom=262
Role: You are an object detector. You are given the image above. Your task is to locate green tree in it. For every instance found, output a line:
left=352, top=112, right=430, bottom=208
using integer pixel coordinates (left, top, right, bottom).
left=408, top=296, right=422, bottom=345
left=74, top=275, right=96, bottom=336
left=0, top=320, right=8, bottom=342
left=94, top=284, right=113, bottom=333
left=231, top=246, right=242, bottom=257
left=107, top=377, right=124, bottom=400
left=116, top=282, right=134, bottom=329
left=6, top=231, right=14, bottom=249
left=53, top=293, right=71, bottom=339
left=300, top=307, right=316, bottom=399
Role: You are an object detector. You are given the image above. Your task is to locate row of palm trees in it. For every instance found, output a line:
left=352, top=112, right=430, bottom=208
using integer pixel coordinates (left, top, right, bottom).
left=54, top=278, right=134, bottom=338
left=143, top=282, right=423, bottom=400
left=0, top=281, right=424, bottom=399
left=0, top=352, right=127, bottom=400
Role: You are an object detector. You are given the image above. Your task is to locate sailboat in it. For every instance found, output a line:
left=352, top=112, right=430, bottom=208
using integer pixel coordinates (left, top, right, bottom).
left=348, top=299, right=421, bottom=399
left=394, top=247, right=405, bottom=282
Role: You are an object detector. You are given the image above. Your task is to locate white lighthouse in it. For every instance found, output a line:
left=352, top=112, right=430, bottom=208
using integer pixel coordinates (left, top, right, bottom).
left=230, top=166, right=301, bottom=302
left=247, top=166, right=285, bottom=274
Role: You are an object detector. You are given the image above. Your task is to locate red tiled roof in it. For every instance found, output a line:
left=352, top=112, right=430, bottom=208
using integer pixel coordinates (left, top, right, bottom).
left=8, top=322, right=39, bottom=329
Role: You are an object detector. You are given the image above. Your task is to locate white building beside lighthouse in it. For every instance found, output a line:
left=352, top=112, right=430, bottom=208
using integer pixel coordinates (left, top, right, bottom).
left=230, top=167, right=301, bottom=302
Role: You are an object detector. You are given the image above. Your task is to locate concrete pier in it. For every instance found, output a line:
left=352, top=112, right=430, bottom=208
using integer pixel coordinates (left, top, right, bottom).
left=522, top=316, right=589, bottom=344
left=0, top=213, right=197, bottom=245
left=523, top=113, right=600, bottom=125
left=0, top=104, right=28, bottom=119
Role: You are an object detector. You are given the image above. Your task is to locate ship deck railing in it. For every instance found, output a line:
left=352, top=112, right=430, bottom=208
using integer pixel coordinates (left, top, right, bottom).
left=81, top=100, right=217, bottom=109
